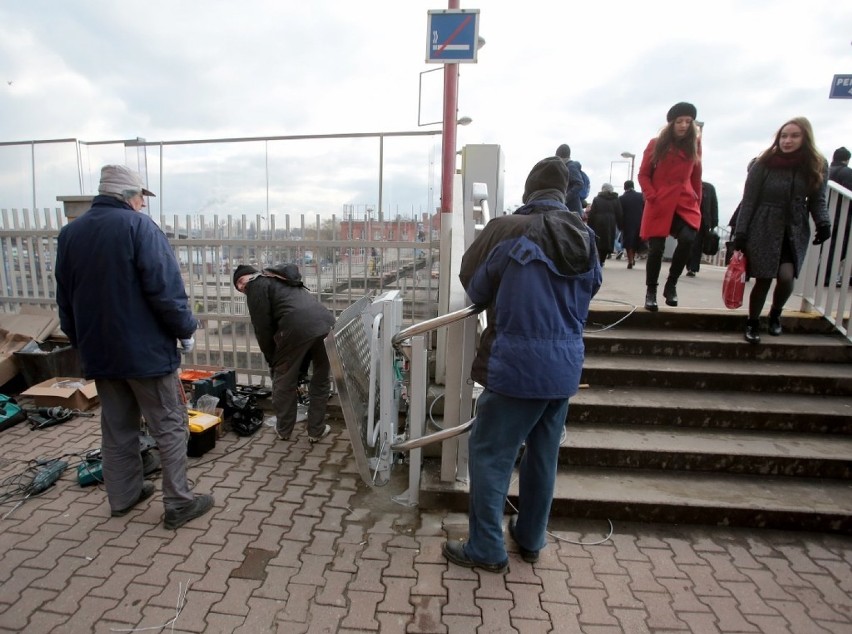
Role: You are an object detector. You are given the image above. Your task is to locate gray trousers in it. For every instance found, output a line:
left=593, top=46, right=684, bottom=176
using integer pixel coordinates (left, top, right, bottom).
left=96, top=371, right=194, bottom=513
left=272, top=336, right=331, bottom=438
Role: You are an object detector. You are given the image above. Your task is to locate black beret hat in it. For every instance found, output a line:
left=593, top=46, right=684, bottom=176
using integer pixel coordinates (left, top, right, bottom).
left=233, top=264, right=259, bottom=288
left=666, top=101, right=697, bottom=122
left=523, top=157, right=570, bottom=204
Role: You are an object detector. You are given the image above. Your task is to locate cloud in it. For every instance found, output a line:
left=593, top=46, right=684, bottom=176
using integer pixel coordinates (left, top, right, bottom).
left=1, top=0, right=851, bottom=226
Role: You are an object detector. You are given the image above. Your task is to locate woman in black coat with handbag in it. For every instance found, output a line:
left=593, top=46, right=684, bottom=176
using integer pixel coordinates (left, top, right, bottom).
left=733, top=117, right=831, bottom=344
left=586, top=183, right=623, bottom=265
left=686, top=181, right=719, bottom=276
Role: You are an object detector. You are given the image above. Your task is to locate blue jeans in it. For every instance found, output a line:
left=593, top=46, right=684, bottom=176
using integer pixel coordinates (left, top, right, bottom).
left=465, top=389, right=569, bottom=565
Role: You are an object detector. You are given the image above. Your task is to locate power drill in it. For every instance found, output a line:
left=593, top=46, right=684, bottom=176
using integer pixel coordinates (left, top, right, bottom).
left=26, top=406, right=93, bottom=430
left=30, top=460, right=68, bottom=494
left=77, top=449, right=103, bottom=486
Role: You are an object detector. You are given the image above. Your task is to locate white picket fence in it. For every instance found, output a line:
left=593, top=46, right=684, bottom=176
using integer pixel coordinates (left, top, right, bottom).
left=0, top=209, right=441, bottom=383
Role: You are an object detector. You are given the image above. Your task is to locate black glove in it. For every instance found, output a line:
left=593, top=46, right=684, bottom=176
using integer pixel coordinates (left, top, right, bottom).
left=813, top=223, right=831, bottom=245
left=733, top=235, right=747, bottom=252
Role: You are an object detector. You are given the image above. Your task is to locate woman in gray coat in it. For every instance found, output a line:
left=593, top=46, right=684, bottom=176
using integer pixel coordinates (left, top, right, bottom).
left=733, top=116, right=831, bottom=344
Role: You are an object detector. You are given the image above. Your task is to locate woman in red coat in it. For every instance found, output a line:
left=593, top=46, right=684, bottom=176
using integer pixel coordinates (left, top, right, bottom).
left=637, top=102, right=703, bottom=311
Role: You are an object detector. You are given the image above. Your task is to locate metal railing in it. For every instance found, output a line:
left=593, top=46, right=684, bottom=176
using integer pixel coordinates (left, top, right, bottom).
left=0, top=208, right=442, bottom=383
left=796, top=181, right=852, bottom=342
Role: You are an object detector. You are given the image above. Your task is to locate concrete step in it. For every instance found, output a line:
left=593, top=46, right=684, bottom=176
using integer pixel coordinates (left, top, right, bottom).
left=586, top=307, right=840, bottom=335
left=584, top=328, right=852, bottom=363
left=562, top=424, right=852, bottom=478
left=581, top=355, right=852, bottom=395
left=417, top=459, right=852, bottom=534
left=569, top=385, right=852, bottom=434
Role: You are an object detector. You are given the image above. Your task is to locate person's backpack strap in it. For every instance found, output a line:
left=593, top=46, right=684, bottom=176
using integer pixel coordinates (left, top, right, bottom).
left=262, top=263, right=306, bottom=288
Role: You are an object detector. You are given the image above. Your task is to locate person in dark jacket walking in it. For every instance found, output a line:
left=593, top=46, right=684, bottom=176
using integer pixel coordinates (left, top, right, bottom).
left=619, top=180, right=645, bottom=269
left=56, top=165, right=214, bottom=529
left=733, top=117, right=831, bottom=344
left=555, top=143, right=586, bottom=214
left=686, top=181, right=720, bottom=276
left=234, top=263, right=335, bottom=443
left=442, top=157, right=601, bottom=574
left=825, top=146, right=852, bottom=286
left=587, top=183, right=623, bottom=264
left=638, top=101, right=703, bottom=311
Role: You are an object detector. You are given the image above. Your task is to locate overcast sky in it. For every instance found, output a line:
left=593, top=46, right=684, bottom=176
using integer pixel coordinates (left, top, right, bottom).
left=1, top=0, right=850, bottom=226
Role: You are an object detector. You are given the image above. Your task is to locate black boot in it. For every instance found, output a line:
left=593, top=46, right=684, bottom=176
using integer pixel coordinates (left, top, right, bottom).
left=744, top=318, right=761, bottom=344
left=768, top=307, right=782, bottom=336
left=663, top=280, right=678, bottom=307
left=644, top=286, right=658, bottom=312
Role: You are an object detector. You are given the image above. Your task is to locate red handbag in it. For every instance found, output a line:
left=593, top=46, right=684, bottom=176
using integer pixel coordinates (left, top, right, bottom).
left=723, top=250, right=747, bottom=309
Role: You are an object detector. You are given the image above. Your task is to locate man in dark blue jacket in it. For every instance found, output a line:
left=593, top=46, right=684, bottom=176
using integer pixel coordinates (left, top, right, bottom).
left=555, top=143, right=586, bottom=213
left=56, top=165, right=214, bottom=529
left=442, top=157, right=601, bottom=573
left=826, top=146, right=852, bottom=286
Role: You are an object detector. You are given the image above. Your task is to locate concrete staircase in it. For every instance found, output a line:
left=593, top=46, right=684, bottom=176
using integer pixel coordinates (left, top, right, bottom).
left=418, top=307, right=852, bottom=534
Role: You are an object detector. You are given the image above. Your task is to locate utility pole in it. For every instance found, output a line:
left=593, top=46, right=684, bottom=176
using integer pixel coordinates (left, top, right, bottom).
left=439, top=0, right=461, bottom=214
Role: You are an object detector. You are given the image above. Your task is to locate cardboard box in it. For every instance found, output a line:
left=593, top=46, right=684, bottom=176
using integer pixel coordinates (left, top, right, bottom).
left=0, top=330, right=33, bottom=387
left=20, top=377, right=99, bottom=411
left=0, top=308, right=62, bottom=387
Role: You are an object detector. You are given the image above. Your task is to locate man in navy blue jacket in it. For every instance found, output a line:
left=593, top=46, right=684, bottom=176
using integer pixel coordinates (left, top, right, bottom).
left=443, top=157, right=601, bottom=572
left=555, top=143, right=586, bottom=213
left=56, top=165, right=214, bottom=529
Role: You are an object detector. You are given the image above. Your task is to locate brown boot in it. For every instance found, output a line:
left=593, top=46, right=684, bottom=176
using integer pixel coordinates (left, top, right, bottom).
left=627, top=249, right=635, bottom=269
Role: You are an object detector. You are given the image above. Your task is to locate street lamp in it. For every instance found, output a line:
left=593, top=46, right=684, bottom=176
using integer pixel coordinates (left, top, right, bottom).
left=609, top=160, right=630, bottom=185
left=621, top=152, right=636, bottom=181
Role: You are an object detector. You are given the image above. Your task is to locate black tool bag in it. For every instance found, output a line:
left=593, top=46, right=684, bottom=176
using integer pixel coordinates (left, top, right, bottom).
left=703, top=229, right=720, bottom=256
left=225, top=389, right=264, bottom=436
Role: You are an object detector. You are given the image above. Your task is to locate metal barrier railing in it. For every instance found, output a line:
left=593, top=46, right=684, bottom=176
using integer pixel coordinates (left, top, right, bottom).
left=0, top=208, right=442, bottom=384
left=390, top=303, right=484, bottom=452
left=324, top=297, right=483, bottom=504
left=796, top=181, right=852, bottom=343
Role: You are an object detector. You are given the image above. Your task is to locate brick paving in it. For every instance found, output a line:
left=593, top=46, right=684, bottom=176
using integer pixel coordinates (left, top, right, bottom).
left=0, top=406, right=850, bottom=634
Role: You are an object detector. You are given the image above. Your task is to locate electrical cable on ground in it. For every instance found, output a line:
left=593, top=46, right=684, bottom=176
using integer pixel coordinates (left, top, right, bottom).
left=584, top=298, right=640, bottom=333
left=506, top=479, right=615, bottom=547
left=109, top=579, right=191, bottom=633
left=0, top=456, right=72, bottom=518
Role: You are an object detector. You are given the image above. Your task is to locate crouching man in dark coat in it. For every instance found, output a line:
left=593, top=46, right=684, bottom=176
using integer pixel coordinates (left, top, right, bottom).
left=442, top=157, right=602, bottom=573
left=233, top=263, right=335, bottom=443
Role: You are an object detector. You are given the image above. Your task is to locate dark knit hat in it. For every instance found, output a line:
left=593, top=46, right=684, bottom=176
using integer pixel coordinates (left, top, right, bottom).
left=833, top=146, right=851, bottom=163
left=555, top=144, right=571, bottom=160
left=233, top=264, right=259, bottom=288
left=666, top=102, right=697, bottom=122
left=522, top=157, right=570, bottom=204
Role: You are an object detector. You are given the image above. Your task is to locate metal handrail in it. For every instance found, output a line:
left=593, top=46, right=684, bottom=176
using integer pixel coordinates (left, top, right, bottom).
left=391, top=303, right=484, bottom=351
left=391, top=417, right=475, bottom=452
left=387, top=303, right=484, bottom=453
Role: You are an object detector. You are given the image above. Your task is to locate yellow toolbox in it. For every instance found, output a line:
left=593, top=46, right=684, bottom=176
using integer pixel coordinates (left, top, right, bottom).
left=187, top=409, right=222, bottom=457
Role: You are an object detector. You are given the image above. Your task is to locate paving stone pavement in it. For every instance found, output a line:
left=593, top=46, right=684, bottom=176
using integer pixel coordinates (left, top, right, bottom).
left=0, top=403, right=850, bottom=634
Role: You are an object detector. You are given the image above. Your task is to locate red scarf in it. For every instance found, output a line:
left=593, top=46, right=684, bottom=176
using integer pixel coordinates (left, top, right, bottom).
left=765, top=148, right=804, bottom=169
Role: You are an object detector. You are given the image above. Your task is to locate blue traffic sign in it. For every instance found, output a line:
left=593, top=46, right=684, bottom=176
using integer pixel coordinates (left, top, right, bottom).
left=829, top=74, right=852, bottom=99
left=426, top=9, right=480, bottom=64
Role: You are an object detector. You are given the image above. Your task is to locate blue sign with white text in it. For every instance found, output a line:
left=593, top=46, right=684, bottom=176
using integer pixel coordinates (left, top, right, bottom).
left=426, top=9, right=480, bottom=64
left=829, top=74, right=852, bottom=99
